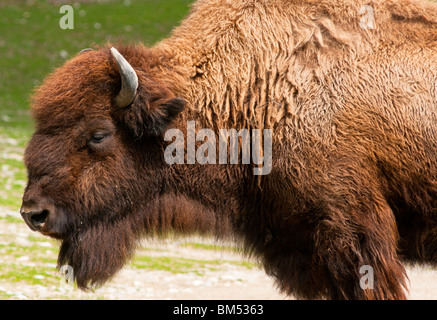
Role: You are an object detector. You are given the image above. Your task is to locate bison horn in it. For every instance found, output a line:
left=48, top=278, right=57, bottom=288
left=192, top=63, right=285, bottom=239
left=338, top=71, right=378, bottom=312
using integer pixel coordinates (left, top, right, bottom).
left=110, top=47, right=138, bottom=108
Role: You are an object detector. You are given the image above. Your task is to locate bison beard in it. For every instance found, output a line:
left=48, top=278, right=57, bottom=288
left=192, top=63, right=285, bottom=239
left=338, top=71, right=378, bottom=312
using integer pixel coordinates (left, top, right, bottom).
left=57, top=216, right=139, bottom=290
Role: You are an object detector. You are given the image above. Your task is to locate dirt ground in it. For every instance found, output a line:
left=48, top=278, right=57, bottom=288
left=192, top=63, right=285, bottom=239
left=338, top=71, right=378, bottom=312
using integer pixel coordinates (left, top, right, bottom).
left=70, top=241, right=290, bottom=300
left=1, top=208, right=437, bottom=300
left=74, top=245, right=437, bottom=300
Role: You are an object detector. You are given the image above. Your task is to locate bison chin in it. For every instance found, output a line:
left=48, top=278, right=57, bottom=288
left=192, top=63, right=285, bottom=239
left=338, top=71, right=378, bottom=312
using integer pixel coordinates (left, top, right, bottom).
left=57, top=215, right=139, bottom=290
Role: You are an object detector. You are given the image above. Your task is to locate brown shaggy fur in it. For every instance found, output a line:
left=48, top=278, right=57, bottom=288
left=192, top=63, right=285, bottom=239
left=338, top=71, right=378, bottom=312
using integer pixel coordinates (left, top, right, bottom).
left=22, top=0, right=437, bottom=299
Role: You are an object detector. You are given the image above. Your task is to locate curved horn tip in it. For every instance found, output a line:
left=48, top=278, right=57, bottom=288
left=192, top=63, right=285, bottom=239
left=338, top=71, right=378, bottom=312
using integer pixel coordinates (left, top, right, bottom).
left=110, top=47, right=139, bottom=108
left=109, top=47, right=119, bottom=56
left=80, top=48, right=92, bottom=54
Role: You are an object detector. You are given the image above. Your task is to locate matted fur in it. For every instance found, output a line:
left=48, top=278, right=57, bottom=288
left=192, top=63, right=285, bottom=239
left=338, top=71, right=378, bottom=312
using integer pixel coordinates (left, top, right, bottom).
left=22, top=0, right=437, bottom=299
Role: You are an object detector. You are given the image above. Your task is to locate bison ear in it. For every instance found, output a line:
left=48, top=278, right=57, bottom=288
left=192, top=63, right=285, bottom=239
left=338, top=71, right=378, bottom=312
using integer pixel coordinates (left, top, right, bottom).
left=123, top=96, right=185, bottom=137
left=148, top=97, right=185, bottom=135
left=162, top=97, right=186, bottom=120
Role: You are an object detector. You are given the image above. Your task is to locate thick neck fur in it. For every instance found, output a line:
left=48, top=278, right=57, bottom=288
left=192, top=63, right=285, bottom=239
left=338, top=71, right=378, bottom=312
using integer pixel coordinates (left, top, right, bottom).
left=131, top=137, right=246, bottom=240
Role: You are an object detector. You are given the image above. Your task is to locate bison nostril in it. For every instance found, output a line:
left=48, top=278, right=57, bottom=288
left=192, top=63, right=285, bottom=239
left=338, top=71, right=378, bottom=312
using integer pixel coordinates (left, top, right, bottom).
left=21, top=209, right=49, bottom=231
left=31, top=210, right=49, bottom=227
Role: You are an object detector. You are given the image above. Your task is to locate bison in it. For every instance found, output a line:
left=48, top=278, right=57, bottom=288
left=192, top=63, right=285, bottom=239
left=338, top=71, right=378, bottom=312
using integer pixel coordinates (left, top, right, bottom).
left=20, top=0, right=437, bottom=300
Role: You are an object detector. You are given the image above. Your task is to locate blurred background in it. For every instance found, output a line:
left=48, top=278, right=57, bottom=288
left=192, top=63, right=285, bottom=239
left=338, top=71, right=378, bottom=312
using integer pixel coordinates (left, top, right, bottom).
left=0, top=0, right=436, bottom=300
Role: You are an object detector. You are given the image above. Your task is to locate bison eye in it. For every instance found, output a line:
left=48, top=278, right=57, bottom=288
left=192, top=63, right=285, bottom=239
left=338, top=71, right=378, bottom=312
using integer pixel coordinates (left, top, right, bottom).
left=89, top=132, right=108, bottom=144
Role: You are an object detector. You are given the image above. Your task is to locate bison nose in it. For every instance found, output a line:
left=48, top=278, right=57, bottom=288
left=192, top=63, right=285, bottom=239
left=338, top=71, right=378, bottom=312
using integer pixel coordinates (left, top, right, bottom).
left=20, top=208, right=49, bottom=231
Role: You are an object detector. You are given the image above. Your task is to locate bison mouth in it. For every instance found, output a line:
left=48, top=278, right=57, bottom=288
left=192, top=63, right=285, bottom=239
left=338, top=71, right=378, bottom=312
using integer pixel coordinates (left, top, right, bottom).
left=21, top=195, right=142, bottom=288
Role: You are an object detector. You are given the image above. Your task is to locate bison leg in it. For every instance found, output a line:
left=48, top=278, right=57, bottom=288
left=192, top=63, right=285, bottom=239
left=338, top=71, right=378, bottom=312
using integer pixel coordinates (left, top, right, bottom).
left=313, top=193, right=408, bottom=299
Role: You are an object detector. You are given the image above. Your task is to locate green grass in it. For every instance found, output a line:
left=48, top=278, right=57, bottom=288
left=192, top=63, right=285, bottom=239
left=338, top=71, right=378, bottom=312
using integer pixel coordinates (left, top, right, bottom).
left=0, top=264, right=59, bottom=286
left=181, top=242, right=240, bottom=253
left=0, top=242, right=57, bottom=261
left=0, top=240, right=59, bottom=287
left=0, top=0, right=192, bottom=114
left=0, top=0, right=193, bottom=210
left=0, top=215, right=23, bottom=224
left=131, top=255, right=256, bottom=276
left=0, top=290, right=15, bottom=299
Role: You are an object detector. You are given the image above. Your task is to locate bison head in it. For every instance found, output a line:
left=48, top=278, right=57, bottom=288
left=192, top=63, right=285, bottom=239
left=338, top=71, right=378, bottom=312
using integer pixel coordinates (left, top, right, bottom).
left=20, top=46, right=185, bottom=289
